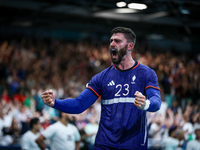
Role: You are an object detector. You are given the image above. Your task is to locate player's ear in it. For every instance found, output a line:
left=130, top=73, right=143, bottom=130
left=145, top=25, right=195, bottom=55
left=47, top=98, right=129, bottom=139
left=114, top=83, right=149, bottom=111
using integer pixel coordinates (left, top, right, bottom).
left=128, top=42, right=134, bottom=51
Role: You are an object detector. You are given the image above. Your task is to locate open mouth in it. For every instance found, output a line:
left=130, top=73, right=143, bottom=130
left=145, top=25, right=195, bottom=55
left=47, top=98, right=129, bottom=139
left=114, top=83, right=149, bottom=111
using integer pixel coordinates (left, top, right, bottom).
left=111, top=49, right=117, bottom=56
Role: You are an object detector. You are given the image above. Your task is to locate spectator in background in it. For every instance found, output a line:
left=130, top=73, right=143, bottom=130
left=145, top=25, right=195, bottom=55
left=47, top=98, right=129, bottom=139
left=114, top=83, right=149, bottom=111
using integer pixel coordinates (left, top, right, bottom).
left=186, top=127, right=200, bottom=150
left=84, top=115, right=99, bottom=150
left=0, top=109, right=5, bottom=140
left=161, top=108, right=174, bottom=143
left=75, top=111, right=88, bottom=131
left=36, top=112, right=81, bottom=150
left=148, top=114, right=164, bottom=149
left=42, top=106, right=59, bottom=124
left=1, top=89, right=11, bottom=104
left=13, top=89, right=26, bottom=104
left=15, top=104, right=32, bottom=130
left=2, top=104, right=14, bottom=130
left=182, top=105, right=194, bottom=141
left=0, top=118, right=21, bottom=146
left=21, top=117, right=41, bottom=150
left=192, top=112, right=200, bottom=136
left=163, top=127, right=181, bottom=150
left=23, top=91, right=36, bottom=114
left=32, top=89, right=44, bottom=112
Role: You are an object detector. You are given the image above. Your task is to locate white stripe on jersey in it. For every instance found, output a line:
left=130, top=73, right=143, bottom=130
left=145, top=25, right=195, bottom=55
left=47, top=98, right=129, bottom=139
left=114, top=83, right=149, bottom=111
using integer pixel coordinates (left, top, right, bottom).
left=101, top=97, right=135, bottom=105
left=141, top=116, right=147, bottom=146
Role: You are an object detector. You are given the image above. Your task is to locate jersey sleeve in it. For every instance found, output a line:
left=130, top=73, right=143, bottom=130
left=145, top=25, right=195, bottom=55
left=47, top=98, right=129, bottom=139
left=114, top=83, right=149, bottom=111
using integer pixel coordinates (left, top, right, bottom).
left=53, top=89, right=98, bottom=114
left=73, top=125, right=81, bottom=142
left=145, top=68, right=160, bottom=91
left=145, top=68, right=161, bottom=112
left=41, top=124, right=56, bottom=139
left=86, top=73, right=101, bottom=97
left=146, top=88, right=161, bottom=112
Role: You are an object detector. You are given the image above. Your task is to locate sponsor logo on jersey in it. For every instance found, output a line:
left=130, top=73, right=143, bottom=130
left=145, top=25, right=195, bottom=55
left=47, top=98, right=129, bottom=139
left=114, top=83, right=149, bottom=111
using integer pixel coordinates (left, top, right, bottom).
left=107, top=80, right=115, bottom=86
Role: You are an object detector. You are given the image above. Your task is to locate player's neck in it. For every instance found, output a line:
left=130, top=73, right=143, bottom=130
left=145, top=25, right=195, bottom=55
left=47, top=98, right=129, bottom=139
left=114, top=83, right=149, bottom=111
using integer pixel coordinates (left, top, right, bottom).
left=60, top=119, right=68, bottom=126
left=116, top=56, right=135, bottom=70
left=30, top=128, right=38, bottom=134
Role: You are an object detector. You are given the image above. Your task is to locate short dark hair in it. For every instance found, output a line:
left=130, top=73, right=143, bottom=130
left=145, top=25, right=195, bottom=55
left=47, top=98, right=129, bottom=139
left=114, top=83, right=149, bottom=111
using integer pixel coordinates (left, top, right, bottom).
left=168, top=127, right=177, bottom=136
left=30, top=117, right=40, bottom=129
left=111, top=27, right=136, bottom=45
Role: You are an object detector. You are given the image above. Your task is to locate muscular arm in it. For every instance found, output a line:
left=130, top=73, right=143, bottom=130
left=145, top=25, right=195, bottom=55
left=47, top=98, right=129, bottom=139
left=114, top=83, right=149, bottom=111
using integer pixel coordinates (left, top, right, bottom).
left=146, top=88, right=161, bottom=112
left=35, top=134, right=47, bottom=150
left=75, top=141, right=81, bottom=150
left=53, top=89, right=98, bottom=114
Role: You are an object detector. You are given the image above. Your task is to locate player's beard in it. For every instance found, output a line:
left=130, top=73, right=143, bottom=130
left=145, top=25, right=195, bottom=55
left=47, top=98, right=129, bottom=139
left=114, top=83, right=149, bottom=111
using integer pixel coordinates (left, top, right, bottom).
left=110, top=44, right=128, bottom=65
left=35, top=127, right=40, bottom=133
left=66, top=117, right=71, bottom=123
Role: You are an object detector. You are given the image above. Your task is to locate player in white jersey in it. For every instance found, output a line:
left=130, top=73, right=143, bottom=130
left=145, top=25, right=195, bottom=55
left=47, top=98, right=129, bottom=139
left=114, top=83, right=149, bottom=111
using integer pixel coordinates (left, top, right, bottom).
left=36, top=112, right=81, bottom=150
left=186, top=128, right=200, bottom=150
left=21, top=117, right=41, bottom=150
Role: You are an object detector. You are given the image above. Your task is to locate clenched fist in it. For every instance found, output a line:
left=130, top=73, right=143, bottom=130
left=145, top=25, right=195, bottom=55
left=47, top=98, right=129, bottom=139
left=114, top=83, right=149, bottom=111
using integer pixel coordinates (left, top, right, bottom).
left=42, top=89, right=55, bottom=107
left=134, top=91, right=146, bottom=110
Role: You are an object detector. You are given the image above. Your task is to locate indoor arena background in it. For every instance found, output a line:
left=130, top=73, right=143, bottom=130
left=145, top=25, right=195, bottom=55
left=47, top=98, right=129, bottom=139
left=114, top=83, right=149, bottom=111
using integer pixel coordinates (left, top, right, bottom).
left=0, top=0, right=200, bottom=150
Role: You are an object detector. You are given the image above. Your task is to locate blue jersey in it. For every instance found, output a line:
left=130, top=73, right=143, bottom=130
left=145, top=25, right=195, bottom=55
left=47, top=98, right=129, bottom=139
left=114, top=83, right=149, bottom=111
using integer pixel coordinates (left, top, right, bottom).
left=87, top=61, right=160, bottom=149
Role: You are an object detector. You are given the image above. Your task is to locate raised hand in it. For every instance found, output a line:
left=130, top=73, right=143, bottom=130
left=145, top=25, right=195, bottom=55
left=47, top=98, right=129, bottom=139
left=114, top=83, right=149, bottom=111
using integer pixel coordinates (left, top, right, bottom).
left=134, top=91, right=146, bottom=110
left=42, top=89, right=55, bottom=107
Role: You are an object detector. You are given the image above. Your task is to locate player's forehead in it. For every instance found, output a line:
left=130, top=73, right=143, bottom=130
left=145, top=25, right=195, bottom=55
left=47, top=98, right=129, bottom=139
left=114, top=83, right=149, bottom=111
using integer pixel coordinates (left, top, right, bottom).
left=110, top=33, right=126, bottom=41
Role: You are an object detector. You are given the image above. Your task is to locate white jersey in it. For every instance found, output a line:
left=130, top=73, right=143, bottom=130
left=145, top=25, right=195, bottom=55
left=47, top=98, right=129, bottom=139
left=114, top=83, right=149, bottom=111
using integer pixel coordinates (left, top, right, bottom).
left=42, top=121, right=80, bottom=150
left=162, top=137, right=179, bottom=150
left=21, top=130, right=40, bottom=150
left=186, top=140, right=200, bottom=150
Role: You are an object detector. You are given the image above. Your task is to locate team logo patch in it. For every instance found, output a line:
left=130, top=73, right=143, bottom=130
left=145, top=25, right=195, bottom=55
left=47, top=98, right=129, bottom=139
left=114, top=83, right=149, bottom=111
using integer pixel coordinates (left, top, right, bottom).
left=86, top=83, right=89, bottom=87
left=131, top=75, right=136, bottom=84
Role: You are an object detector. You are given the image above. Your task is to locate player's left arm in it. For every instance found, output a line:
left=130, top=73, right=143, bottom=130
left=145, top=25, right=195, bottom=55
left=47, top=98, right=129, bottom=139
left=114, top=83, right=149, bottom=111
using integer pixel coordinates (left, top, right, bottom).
left=134, top=68, right=161, bottom=112
left=145, top=68, right=161, bottom=112
left=134, top=88, right=161, bottom=112
left=145, top=88, right=161, bottom=112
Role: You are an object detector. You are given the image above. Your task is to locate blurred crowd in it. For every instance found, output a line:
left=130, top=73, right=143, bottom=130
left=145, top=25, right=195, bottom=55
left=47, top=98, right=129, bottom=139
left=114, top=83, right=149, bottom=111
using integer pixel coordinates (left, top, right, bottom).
left=0, top=37, right=200, bottom=149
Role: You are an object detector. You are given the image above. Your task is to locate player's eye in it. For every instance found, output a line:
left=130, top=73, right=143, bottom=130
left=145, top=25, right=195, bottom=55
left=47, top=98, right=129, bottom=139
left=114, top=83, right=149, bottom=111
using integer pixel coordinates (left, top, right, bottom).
left=115, top=39, right=121, bottom=43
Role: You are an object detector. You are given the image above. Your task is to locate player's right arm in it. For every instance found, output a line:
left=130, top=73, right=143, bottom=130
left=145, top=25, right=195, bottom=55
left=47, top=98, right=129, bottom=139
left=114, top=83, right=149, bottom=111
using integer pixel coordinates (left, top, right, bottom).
left=42, top=72, right=101, bottom=114
left=75, top=141, right=81, bottom=150
left=74, top=125, right=81, bottom=150
left=35, top=134, right=47, bottom=150
left=42, top=88, right=99, bottom=114
left=36, top=124, right=57, bottom=150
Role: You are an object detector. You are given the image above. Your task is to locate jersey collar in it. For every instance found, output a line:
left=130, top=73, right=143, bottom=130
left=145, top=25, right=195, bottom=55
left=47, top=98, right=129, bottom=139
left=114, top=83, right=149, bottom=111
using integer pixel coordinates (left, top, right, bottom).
left=114, top=61, right=139, bottom=72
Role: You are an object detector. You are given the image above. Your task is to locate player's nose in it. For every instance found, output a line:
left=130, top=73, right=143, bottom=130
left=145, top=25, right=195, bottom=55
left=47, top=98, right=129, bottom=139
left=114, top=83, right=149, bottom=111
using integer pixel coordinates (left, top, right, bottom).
left=110, top=41, right=115, bottom=47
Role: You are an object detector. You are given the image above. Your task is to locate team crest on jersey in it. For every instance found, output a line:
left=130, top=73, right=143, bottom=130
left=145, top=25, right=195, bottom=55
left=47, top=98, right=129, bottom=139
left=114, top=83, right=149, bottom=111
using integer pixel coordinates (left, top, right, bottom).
left=86, top=83, right=89, bottom=87
left=131, top=75, right=136, bottom=84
